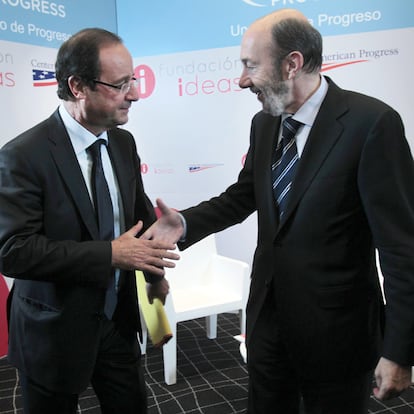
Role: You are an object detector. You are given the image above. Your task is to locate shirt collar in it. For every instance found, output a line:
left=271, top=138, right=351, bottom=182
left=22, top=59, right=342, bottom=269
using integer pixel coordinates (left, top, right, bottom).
left=59, top=105, right=108, bottom=155
left=288, top=75, right=328, bottom=127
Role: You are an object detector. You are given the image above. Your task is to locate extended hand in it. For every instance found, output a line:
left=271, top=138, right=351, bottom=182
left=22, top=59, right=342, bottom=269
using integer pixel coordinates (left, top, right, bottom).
left=374, top=357, right=412, bottom=400
left=111, top=221, right=179, bottom=276
left=141, top=198, right=184, bottom=244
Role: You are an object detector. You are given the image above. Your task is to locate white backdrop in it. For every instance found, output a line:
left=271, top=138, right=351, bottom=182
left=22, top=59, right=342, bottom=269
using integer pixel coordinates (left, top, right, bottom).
left=118, top=1, right=414, bottom=267
left=0, top=0, right=413, bottom=270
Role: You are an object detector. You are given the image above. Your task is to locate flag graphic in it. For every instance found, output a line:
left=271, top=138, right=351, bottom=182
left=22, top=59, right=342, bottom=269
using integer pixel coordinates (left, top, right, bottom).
left=32, top=69, right=57, bottom=87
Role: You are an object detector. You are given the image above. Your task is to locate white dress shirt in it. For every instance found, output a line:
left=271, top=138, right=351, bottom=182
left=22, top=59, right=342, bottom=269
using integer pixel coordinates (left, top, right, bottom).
left=59, top=105, right=124, bottom=286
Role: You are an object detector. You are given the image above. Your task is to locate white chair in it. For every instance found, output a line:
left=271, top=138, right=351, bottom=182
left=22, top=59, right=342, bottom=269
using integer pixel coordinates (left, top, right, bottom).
left=141, top=234, right=250, bottom=385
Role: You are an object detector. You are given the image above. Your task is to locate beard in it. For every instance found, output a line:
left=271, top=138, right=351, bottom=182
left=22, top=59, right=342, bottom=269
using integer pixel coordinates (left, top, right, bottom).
left=261, top=78, right=290, bottom=117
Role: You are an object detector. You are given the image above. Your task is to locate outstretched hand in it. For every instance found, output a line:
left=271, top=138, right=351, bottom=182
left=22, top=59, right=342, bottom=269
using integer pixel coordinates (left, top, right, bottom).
left=141, top=198, right=184, bottom=244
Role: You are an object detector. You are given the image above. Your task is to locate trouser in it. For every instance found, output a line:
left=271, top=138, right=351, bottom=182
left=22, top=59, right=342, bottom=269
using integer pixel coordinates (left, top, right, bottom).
left=247, top=292, right=372, bottom=414
left=19, top=317, right=147, bottom=414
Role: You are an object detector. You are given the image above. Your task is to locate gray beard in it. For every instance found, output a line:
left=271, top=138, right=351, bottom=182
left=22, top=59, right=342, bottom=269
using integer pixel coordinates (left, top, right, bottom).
left=262, top=80, right=289, bottom=117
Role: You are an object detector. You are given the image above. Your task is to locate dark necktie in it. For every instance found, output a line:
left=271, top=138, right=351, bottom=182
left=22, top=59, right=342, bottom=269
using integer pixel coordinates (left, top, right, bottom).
left=87, top=139, right=117, bottom=318
left=272, top=117, right=303, bottom=218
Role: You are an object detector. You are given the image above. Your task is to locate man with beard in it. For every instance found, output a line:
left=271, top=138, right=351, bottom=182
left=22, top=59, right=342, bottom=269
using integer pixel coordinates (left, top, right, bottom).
left=142, top=8, right=414, bottom=414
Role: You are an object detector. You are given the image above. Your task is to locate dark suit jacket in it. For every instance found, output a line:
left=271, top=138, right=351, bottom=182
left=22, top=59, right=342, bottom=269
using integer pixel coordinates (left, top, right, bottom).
left=0, top=109, right=156, bottom=393
left=179, top=77, right=414, bottom=380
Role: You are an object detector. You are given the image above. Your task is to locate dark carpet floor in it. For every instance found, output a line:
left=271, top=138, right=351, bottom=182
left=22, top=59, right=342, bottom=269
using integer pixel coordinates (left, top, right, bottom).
left=0, top=313, right=413, bottom=413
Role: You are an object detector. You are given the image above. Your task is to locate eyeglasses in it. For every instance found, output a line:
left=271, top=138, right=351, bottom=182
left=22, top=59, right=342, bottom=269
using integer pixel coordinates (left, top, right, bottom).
left=92, top=77, right=138, bottom=94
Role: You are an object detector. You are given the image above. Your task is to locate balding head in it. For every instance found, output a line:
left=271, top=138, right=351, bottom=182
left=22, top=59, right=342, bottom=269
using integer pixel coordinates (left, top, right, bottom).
left=239, top=8, right=323, bottom=115
left=254, top=8, right=309, bottom=30
left=246, top=8, right=322, bottom=75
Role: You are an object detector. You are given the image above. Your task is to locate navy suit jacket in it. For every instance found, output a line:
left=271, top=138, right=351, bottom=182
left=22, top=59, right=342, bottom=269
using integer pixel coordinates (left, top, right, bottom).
left=0, top=109, right=156, bottom=393
left=179, top=77, right=414, bottom=380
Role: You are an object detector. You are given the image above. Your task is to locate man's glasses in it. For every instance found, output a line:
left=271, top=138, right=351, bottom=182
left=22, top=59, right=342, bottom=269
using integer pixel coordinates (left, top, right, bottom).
left=92, top=77, right=138, bottom=94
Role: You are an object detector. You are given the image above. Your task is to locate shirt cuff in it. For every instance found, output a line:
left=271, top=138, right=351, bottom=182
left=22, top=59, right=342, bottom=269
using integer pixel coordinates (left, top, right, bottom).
left=178, top=212, right=187, bottom=242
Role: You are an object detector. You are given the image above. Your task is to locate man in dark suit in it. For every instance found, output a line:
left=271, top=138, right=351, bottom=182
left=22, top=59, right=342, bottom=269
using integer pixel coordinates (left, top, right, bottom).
left=143, top=9, right=414, bottom=414
left=0, top=28, right=179, bottom=414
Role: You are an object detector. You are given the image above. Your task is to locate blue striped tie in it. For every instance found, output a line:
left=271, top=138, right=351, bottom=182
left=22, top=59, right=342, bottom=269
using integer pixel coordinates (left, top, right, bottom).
left=272, top=117, right=303, bottom=218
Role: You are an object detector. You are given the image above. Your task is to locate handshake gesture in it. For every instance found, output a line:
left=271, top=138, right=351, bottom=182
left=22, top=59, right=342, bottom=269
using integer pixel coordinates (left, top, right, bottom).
left=111, top=199, right=184, bottom=277
left=141, top=198, right=185, bottom=245
left=110, top=199, right=184, bottom=304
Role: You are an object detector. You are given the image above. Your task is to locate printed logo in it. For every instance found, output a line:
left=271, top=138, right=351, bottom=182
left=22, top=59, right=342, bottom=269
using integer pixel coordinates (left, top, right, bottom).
left=188, top=164, right=224, bottom=173
left=241, top=0, right=306, bottom=7
left=242, top=0, right=265, bottom=6
left=154, top=164, right=175, bottom=174
left=134, top=64, right=156, bottom=99
left=321, top=60, right=368, bottom=72
left=32, top=69, right=57, bottom=87
left=141, top=163, right=149, bottom=174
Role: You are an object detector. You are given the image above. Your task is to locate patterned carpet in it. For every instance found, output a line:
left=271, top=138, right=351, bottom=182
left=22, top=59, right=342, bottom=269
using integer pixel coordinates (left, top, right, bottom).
left=0, top=313, right=413, bottom=413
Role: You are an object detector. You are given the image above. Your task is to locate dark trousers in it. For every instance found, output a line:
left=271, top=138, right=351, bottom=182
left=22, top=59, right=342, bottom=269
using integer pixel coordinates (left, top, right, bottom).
left=247, top=293, right=372, bottom=414
left=19, top=317, right=147, bottom=414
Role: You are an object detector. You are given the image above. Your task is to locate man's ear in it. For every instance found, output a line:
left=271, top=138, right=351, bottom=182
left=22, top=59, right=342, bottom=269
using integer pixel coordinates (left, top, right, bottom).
left=67, top=75, right=88, bottom=99
left=285, top=51, right=304, bottom=80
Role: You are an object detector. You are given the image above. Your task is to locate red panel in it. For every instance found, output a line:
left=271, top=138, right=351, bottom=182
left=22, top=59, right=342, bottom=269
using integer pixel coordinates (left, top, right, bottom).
left=0, top=275, right=9, bottom=357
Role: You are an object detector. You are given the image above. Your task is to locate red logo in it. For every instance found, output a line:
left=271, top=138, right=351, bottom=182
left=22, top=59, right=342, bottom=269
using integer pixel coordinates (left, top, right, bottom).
left=321, top=60, right=368, bottom=72
left=141, top=163, right=149, bottom=174
left=134, top=65, right=156, bottom=99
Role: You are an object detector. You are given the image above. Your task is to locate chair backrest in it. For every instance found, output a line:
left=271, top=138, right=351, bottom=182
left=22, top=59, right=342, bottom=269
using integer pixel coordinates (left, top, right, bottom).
left=158, top=235, right=250, bottom=384
left=166, top=234, right=217, bottom=290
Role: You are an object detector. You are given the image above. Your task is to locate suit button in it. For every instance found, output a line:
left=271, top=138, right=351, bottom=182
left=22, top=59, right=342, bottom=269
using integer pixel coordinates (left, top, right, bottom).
left=94, top=312, right=104, bottom=321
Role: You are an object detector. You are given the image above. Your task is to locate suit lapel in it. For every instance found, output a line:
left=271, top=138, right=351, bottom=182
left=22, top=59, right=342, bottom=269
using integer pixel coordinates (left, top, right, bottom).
left=47, top=110, right=100, bottom=239
left=277, top=80, right=348, bottom=232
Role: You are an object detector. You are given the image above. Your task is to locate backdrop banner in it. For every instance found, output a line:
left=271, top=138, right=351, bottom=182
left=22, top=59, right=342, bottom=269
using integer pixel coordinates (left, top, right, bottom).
left=118, top=0, right=414, bottom=264
left=0, top=0, right=413, bottom=316
left=0, top=0, right=117, bottom=140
